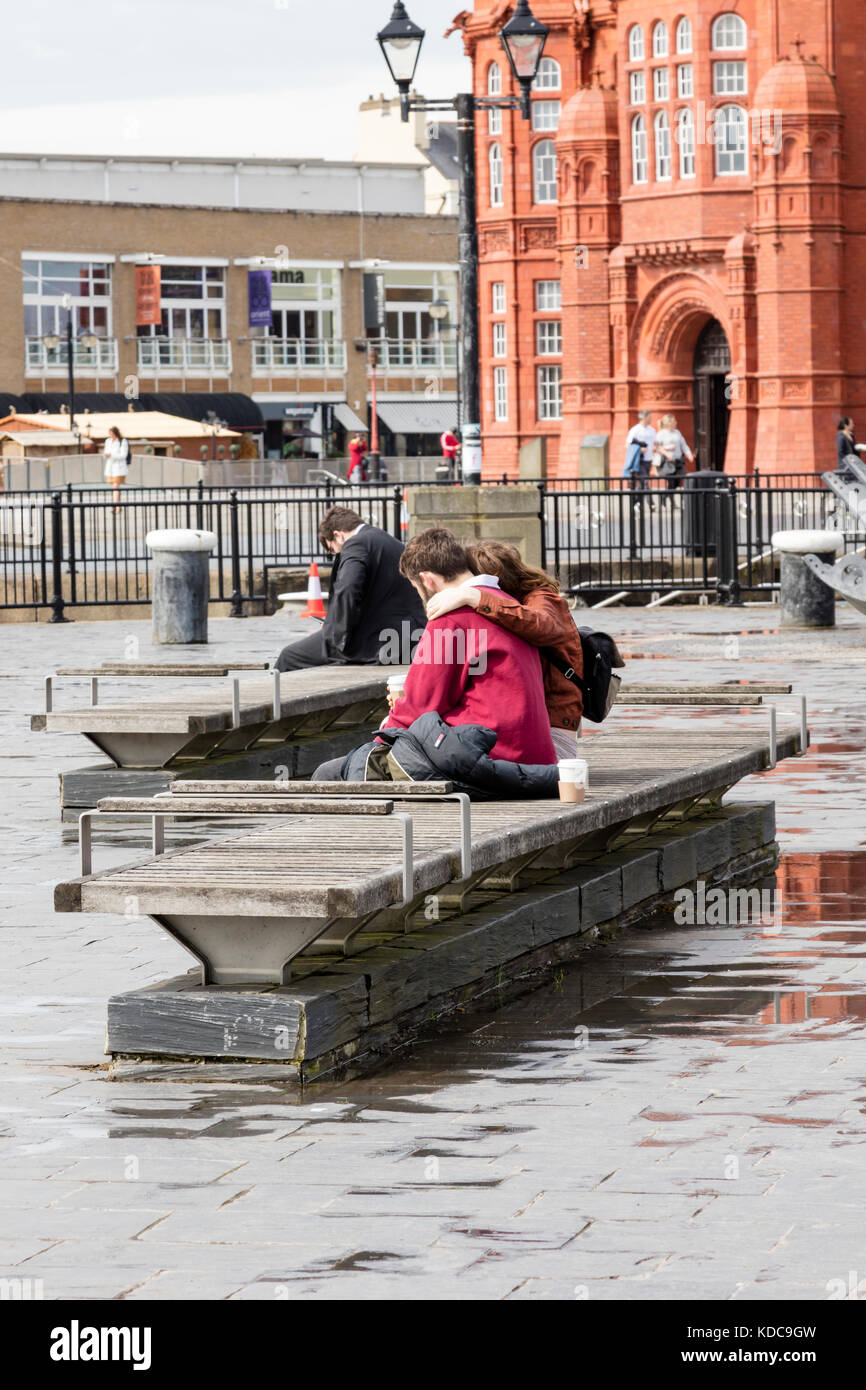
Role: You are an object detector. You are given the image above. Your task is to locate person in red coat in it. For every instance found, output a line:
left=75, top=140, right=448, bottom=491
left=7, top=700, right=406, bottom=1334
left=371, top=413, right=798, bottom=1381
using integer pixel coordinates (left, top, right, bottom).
left=346, top=433, right=367, bottom=482
left=383, top=528, right=556, bottom=766
left=426, top=540, right=583, bottom=759
left=440, top=428, right=459, bottom=464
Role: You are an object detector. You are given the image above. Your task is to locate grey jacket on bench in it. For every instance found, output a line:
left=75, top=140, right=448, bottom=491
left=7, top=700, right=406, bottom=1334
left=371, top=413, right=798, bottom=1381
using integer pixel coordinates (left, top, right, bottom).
left=330, top=711, right=560, bottom=800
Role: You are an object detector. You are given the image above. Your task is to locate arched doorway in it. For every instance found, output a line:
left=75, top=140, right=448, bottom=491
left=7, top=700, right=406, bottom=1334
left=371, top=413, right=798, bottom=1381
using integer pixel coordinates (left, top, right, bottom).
left=693, top=319, right=731, bottom=470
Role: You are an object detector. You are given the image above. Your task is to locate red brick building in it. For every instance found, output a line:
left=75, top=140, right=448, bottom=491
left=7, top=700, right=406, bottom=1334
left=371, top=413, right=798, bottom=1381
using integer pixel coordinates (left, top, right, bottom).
left=451, top=2, right=862, bottom=478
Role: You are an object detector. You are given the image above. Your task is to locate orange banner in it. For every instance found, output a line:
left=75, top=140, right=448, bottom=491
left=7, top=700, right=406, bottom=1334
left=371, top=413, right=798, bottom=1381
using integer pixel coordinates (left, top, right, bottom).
left=134, top=265, right=162, bottom=326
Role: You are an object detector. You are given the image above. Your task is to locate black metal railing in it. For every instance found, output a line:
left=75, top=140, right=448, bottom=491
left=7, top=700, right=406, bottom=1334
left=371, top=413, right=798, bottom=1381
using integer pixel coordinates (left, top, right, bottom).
left=0, top=484, right=404, bottom=616
left=2, top=476, right=860, bottom=613
left=538, top=478, right=863, bottom=602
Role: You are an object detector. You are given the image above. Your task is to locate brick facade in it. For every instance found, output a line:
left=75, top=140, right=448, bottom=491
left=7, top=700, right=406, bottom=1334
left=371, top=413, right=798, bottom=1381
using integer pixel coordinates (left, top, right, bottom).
left=0, top=198, right=457, bottom=439
left=454, top=1, right=862, bottom=477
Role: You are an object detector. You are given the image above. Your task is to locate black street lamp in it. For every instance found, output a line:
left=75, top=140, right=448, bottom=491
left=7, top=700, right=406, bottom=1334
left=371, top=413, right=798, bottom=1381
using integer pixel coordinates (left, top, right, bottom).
left=42, top=295, right=98, bottom=454
left=376, top=0, right=548, bottom=483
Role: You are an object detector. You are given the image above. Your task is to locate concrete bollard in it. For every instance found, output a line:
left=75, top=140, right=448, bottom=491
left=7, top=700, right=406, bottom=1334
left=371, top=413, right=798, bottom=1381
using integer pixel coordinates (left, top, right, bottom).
left=771, top=529, right=840, bottom=628
left=145, top=528, right=216, bottom=645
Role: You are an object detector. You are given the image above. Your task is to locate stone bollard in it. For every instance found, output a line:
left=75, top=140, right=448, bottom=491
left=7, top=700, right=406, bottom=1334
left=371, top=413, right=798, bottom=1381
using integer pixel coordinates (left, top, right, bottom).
left=771, top=529, right=840, bottom=628
left=146, top=528, right=217, bottom=644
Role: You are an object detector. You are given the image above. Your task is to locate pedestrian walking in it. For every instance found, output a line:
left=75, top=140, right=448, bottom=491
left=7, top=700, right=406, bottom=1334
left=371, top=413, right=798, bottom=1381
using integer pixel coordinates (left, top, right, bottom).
left=346, top=433, right=368, bottom=483
left=623, top=410, right=657, bottom=493
left=652, top=414, right=694, bottom=494
left=103, top=426, right=130, bottom=509
left=836, top=418, right=866, bottom=478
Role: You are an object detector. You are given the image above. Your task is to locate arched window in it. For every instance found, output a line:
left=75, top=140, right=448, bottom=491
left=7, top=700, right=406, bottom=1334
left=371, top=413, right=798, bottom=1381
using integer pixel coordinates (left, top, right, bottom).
left=714, top=104, right=748, bottom=174
left=489, top=142, right=504, bottom=206
left=712, top=13, right=747, bottom=50
left=532, top=57, right=561, bottom=90
left=628, top=24, right=645, bottom=61
left=676, top=107, right=696, bottom=177
left=487, top=61, right=503, bottom=134
left=676, top=17, right=692, bottom=52
left=654, top=110, right=672, bottom=180
left=631, top=114, right=648, bottom=184
left=533, top=139, right=558, bottom=202
left=653, top=21, right=669, bottom=57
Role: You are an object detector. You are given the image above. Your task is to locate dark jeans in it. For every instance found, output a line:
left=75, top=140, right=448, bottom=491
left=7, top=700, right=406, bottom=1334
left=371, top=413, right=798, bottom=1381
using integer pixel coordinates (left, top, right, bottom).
left=273, top=630, right=328, bottom=672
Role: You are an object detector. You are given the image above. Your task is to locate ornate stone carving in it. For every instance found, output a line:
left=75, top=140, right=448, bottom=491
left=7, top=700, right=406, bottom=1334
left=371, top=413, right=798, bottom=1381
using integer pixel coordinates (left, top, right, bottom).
left=479, top=226, right=509, bottom=255
left=519, top=222, right=558, bottom=252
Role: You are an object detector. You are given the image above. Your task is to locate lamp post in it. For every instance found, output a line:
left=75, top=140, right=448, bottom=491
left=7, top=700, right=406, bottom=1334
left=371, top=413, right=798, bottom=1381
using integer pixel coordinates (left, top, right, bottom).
left=42, top=294, right=98, bottom=454
left=377, top=0, right=548, bottom=484
left=429, top=295, right=460, bottom=471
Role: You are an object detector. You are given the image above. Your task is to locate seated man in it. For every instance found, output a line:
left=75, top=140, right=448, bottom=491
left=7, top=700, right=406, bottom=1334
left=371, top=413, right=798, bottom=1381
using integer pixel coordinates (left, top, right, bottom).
left=313, top=528, right=557, bottom=781
left=274, top=505, right=426, bottom=671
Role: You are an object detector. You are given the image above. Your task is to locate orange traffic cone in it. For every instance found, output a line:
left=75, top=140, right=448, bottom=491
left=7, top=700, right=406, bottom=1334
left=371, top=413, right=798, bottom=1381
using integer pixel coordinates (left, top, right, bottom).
left=300, top=561, right=327, bottom=619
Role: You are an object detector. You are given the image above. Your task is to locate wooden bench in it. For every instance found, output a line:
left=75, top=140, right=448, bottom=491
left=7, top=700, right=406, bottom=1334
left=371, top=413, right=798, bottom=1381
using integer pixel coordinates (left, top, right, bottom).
left=55, top=723, right=801, bottom=990
left=32, top=662, right=398, bottom=769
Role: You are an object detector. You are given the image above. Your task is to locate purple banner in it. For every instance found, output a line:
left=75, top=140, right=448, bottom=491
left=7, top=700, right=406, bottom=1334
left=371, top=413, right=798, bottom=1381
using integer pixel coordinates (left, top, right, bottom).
left=248, top=268, right=273, bottom=328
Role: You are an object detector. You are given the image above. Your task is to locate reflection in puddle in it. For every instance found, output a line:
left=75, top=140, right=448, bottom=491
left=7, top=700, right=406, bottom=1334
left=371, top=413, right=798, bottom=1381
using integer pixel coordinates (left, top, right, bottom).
left=95, top=849, right=866, bottom=1137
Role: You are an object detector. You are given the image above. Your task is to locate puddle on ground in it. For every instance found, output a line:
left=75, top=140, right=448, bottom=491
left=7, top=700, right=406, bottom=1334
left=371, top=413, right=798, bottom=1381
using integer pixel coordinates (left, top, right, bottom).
left=94, top=849, right=866, bottom=1136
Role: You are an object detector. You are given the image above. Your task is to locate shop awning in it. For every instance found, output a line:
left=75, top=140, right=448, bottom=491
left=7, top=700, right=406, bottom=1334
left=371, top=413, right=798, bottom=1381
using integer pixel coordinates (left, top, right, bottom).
left=377, top=399, right=458, bottom=436
left=333, top=402, right=368, bottom=432
left=15, top=392, right=264, bottom=430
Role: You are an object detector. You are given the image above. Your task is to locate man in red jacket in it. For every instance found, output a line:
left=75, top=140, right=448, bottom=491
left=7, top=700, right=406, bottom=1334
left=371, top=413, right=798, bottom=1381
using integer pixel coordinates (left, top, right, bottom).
left=384, top=528, right=556, bottom=765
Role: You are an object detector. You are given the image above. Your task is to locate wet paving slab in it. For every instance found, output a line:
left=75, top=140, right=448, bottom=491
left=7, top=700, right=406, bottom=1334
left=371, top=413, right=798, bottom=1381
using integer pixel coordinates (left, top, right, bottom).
left=1, top=606, right=866, bottom=1299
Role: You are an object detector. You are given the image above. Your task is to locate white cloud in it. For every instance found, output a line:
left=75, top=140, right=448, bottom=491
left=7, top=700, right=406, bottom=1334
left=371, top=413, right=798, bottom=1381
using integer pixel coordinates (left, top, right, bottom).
left=1, top=1, right=471, bottom=161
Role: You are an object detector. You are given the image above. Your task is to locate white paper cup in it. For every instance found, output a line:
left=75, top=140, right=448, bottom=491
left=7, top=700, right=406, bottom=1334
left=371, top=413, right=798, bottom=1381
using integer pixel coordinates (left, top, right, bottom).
left=558, top=757, right=588, bottom=803
left=386, top=674, right=406, bottom=708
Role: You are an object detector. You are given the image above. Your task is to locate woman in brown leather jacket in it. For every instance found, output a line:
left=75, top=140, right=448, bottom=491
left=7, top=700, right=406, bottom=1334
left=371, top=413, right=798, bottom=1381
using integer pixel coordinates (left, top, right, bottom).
left=424, top=539, right=583, bottom=759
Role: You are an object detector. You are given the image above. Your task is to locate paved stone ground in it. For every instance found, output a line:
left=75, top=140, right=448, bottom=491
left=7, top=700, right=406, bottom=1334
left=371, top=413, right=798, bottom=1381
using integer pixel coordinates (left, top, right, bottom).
left=1, top=604, right=865, bottom=1300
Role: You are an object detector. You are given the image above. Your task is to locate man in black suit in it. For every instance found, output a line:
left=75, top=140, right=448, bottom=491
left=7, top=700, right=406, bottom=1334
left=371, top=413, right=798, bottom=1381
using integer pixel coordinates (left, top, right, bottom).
left=274, top=505, right=426, bottom=671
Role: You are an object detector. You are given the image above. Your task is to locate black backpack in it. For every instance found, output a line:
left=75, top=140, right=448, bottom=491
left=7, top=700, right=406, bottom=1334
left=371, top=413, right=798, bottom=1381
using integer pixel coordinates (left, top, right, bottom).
left=542, top=627, right=625, bottom=725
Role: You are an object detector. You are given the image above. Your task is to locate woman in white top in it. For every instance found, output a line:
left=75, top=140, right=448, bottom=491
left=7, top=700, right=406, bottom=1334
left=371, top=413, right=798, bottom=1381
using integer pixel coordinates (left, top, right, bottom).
left=624, top=410, right=657, bottom=490
left=653, top=414, right=694, bottom=491
left=103, top=427, right=130, bottom=508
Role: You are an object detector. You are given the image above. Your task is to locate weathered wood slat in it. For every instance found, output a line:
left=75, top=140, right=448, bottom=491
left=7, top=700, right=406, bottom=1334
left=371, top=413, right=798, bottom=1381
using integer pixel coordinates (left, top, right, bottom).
left=171, top=779, right=455, bottom=797
left=624, top=682, right=792, bottom=694
left=618, top=693, right=763, bottom=705
left=95, top=796, right=395, bottom=816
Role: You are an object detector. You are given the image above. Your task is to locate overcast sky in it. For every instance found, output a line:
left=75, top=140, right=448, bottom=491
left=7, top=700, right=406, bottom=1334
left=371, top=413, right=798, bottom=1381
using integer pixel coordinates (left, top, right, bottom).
left=5, top=0, right=471, bottom=160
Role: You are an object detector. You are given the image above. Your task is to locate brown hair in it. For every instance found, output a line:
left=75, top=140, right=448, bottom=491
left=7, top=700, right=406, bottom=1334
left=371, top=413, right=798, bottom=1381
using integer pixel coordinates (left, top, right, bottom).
left=465, top=541, right=560, bottom=600
left=318, top=505, right=365, bottom=546
left=109, top=426, right=123, bottom=441
left=399, top=527, right=470, bottom=584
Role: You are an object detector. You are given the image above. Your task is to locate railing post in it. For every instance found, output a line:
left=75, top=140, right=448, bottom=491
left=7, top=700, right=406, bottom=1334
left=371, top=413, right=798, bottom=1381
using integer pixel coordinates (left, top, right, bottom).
left=65, top=480, right=78, bottom=603
left=537, top=482, right=546, bottom=571
left=229, top=489, right=244, bottom=618
left=715, top=484, right=742, bottom=606
left=196, top=478, right=204, bottom=530
left=392, top=485, right=403, bottom=541
left=49, top=491, right=69, bottom=623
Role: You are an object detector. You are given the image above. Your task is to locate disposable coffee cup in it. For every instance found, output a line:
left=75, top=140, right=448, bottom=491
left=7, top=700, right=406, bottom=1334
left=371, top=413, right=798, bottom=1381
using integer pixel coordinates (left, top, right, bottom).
left=386, top=674, right=406, bottom=708
left=558, top=757, right=588, bottom=803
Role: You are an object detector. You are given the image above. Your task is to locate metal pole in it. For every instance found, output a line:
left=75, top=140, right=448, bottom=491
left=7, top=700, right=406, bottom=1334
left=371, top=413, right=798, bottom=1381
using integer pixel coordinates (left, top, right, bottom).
left=367, top=345, right=381, bottom=481
left=229, top=490, right=243, bottom=618
left=66, top=314, right=79, bottom=452
left=49, top=491, right=69, bottom=623
left=456, top=92, right=481, bottom=484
